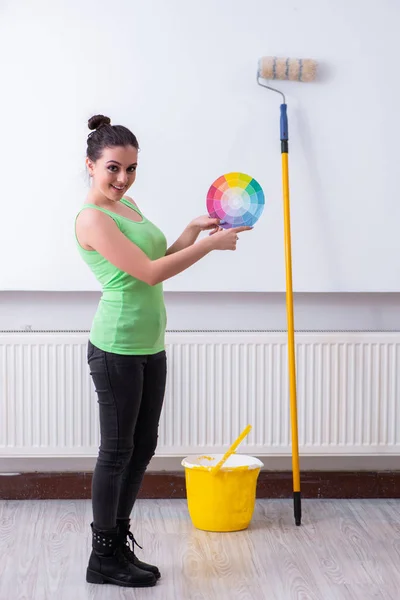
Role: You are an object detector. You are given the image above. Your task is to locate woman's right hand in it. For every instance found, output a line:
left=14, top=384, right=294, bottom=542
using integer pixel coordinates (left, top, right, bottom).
left=208, top=226, right=253, bottom=251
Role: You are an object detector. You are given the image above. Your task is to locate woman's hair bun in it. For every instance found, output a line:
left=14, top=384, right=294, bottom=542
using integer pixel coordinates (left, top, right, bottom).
left=88, top=115, right=111, bottom=131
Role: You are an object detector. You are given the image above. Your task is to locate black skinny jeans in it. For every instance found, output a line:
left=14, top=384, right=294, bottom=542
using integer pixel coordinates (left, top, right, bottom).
left=87, top=341, right=167, bottom=530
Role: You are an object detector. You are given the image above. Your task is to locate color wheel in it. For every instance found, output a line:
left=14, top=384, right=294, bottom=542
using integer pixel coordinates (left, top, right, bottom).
left=206, top=172, right=264, bottom=228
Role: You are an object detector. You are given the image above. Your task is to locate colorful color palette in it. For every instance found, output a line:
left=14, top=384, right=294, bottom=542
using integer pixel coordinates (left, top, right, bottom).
left=206, top=172, right=265, bottom=228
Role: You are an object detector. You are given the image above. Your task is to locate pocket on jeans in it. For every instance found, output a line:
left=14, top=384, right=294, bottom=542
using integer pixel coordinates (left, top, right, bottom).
left=87, top=340, right=96, bottom=361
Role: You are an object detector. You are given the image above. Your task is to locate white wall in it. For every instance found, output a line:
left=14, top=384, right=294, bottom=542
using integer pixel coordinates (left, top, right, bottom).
left=1, top=0, right=400, bottom=292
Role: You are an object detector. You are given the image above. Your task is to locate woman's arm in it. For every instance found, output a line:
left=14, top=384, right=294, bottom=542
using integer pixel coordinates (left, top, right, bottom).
left=76, top=209, right=250, bottom=286
left=166, top=225, right=201, bottom=255
left=166, top=216, right=221, bottom=255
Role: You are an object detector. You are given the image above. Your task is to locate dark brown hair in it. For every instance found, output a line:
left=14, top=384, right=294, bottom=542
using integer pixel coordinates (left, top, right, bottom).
left=86, top=115, right=139, bottom=161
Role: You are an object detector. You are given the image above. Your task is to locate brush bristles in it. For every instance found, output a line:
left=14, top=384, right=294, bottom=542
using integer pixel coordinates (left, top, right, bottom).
left=258, top=57, right=317, bottom=82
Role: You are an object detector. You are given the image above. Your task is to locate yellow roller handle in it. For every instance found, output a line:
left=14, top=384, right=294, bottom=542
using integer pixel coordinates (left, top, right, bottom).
left=211, top=424, right=252, bottom=475
left=282, top=153, right=300, bottom=494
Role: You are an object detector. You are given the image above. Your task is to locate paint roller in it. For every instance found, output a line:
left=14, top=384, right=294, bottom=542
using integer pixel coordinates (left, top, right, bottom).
left=258, top=57, right=317, bottom=83
left=257, top=56, right=318, bottom=527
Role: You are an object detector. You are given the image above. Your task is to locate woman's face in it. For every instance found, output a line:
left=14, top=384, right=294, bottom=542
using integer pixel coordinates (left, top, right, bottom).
left=86, top=145, right=138, bottom=202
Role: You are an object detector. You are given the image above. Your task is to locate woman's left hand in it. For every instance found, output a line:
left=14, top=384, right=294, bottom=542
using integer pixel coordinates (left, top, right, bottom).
left=189, top=215, right=223, bottom=235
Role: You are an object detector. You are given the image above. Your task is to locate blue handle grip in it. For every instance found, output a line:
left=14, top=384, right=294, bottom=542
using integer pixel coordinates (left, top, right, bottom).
left=280, top=104, right=288, bottom=141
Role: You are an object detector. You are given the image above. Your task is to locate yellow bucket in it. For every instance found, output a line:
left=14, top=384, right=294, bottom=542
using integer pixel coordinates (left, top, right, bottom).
left=181, top=454, right=264, bottom=532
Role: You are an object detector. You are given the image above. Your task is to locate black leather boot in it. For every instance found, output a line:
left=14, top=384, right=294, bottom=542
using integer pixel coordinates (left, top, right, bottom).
left=117, top=518, right=161, bottom=580
left=86, top=522, right=157, bottom=587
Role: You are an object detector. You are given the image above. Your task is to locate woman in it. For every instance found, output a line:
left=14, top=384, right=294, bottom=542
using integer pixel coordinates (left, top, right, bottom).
left=75, top=114, right=252, bottom=588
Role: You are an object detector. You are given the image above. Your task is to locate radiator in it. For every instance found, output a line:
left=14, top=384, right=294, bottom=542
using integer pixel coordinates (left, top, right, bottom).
left=1, top=331, right=399, bottom=458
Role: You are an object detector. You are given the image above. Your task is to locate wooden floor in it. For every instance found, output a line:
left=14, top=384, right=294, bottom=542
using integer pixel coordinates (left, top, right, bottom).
left=1, top=498, right=400, bottom=600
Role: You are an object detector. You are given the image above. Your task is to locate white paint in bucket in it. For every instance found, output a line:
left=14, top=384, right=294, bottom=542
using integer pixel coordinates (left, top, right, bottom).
left=181, top=454, right=264, bottom=471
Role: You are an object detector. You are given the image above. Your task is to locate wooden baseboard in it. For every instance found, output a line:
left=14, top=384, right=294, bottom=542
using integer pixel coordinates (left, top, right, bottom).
left=1, top=471, right=400, bottom=500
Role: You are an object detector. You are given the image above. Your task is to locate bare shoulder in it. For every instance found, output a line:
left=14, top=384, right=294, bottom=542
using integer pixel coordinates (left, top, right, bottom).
left=75, top=203, right=154, bottom=284
left=76, top=206, right=118, bottom=250
left=76, top=206, right=112, bottom=227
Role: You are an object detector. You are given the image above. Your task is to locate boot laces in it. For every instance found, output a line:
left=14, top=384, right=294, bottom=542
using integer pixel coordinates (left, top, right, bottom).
left=121, top=529, right=143, bottom=560
left=127, top=530, right=143, bottom=551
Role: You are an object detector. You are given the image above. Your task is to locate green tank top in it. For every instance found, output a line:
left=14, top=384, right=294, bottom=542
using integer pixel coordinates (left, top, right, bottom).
left=75, top=198, right=167, bottom=355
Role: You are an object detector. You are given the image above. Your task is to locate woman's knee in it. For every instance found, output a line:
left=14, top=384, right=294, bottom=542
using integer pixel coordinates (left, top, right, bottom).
left=97, top=442, right=134, bottom=471
left=131, top=437, right=159, bottom=470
